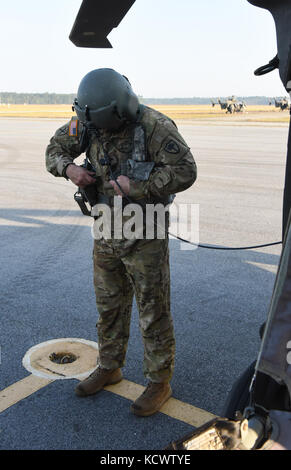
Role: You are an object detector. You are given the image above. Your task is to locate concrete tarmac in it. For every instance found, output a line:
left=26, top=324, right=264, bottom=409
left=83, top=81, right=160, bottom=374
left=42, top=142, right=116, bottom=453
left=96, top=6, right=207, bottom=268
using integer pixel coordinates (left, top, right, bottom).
left=0, top=117, right=288, bottom=450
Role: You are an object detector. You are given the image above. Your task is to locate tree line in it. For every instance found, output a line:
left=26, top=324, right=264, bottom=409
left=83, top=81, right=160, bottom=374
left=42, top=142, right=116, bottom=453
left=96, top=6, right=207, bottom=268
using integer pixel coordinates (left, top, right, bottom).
left=0, top=92, right=284, bottom=105
left=0, top=93, right=76, bottom=104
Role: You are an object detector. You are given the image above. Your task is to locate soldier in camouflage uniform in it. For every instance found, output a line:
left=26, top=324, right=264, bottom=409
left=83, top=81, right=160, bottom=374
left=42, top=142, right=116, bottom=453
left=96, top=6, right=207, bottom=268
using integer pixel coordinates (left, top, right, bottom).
left=45, top=69, right=197, bottom=416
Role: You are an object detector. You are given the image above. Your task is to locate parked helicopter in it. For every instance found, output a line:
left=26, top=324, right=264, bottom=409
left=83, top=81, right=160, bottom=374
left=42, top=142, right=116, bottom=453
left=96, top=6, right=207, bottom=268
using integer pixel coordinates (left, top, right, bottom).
left=274, top=97, right=290, bottom=111
left=213, top=96, right=247, bottom=114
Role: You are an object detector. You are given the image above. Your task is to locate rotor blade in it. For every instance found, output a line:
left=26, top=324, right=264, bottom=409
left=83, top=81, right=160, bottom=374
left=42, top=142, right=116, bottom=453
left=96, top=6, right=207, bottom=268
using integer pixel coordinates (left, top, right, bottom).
left=69, top=0, right=136, bottom=48
left=248, top=0, right=277, bottom=7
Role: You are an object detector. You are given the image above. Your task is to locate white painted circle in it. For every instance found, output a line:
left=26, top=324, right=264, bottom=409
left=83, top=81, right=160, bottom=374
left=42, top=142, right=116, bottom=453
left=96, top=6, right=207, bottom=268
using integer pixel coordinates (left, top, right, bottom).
left=22, top=338, right=99, bottom=380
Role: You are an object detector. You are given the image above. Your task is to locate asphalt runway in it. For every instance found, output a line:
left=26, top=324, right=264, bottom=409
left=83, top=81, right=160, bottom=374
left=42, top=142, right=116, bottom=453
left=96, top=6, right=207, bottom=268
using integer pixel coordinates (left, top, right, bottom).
left=0, top=117, right=288, bottom=450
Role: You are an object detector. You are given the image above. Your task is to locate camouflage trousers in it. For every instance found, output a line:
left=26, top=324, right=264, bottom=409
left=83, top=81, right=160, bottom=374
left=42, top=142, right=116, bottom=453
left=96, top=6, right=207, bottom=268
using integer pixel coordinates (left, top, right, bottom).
left=93, top=237, right=175, bottom=383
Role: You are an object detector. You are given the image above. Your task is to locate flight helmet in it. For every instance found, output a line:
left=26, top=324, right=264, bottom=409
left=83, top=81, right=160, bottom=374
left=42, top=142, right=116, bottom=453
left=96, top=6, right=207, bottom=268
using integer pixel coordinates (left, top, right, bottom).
left=73, top=68, right=140, bottom=130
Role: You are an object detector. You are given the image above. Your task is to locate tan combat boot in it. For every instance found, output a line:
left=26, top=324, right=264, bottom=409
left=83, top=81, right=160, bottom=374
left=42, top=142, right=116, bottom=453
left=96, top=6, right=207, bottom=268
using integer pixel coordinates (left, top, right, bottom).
left=75, top=366, right=122, bottom=397
left=130, top=382, right=172, bottom=417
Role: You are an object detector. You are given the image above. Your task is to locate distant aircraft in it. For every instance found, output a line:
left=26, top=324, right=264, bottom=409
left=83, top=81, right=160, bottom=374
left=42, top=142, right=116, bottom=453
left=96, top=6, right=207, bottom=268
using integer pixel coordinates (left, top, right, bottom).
left=274, top=97, right=290, bottom=111
left=215, top=96, right=246, bottom=114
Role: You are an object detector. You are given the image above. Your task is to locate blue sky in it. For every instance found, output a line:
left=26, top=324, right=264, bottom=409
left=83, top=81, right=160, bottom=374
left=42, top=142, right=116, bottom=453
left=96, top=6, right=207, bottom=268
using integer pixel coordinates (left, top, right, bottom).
left=0, top=0, right=287, bottom=97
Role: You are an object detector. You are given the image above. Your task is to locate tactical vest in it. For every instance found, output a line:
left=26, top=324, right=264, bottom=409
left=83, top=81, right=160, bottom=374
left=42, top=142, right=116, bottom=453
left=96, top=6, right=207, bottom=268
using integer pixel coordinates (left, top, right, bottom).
left=79, top=107, right=174, bottom=209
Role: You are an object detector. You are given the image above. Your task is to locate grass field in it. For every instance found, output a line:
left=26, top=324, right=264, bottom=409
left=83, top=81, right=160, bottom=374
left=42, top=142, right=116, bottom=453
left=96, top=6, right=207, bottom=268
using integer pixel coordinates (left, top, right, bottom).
left=0, top=103, right=289, bottom=123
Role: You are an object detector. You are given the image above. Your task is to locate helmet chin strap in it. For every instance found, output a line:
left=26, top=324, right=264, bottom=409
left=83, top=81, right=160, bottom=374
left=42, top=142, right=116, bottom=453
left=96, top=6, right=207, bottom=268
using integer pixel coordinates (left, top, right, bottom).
left=85, top=105, right=90, bottom=121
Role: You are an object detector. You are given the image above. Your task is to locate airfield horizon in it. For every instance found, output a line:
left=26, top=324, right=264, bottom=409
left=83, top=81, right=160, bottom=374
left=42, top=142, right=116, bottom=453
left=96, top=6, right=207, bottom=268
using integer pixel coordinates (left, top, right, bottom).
left=0, top=103, right=289, bottom=124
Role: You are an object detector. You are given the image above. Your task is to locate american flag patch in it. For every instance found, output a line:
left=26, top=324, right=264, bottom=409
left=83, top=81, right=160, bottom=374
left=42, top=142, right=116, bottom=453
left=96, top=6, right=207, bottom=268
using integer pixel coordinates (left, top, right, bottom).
left=69, top=118, right=79, bottom=137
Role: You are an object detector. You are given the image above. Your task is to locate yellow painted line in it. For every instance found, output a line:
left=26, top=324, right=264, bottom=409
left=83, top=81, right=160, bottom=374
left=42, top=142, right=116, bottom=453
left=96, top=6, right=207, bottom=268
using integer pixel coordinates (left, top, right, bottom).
left=105, top=379, right=216, bottom=427
left=161, top=397, right=216, bottom=428
left=0, top=375, right=53, bottom=413
left=1, top=374, right=215, bottom=428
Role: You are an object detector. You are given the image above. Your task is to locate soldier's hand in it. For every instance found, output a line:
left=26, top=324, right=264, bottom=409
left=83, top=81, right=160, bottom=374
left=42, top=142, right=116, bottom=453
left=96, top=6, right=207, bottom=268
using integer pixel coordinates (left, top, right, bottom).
left=66, top=164, right=96, bottom=188
left=109, top=175, right=130, bottom=197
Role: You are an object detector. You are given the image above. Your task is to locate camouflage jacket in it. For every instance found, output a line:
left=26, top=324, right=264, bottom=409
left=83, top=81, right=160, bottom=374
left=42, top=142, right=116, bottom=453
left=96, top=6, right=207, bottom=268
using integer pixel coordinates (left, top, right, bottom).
left=45, top=106, right=197, bottom=203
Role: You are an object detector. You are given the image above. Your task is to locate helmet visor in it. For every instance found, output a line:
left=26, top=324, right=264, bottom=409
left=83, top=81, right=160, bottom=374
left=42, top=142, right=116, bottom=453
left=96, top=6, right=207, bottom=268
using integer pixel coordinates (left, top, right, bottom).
left=74, top=99, right=125, bottom=130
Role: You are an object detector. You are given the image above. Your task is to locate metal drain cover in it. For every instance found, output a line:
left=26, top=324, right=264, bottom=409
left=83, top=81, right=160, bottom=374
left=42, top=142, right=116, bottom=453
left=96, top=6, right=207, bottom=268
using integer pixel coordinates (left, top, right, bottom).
left=49, top=352, right=77, bottom=364
left=22, top=338, right=99, bottom=380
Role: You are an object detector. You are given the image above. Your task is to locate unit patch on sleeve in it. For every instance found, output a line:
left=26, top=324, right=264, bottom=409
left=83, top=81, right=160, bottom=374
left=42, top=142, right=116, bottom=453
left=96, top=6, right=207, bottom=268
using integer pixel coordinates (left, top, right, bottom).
left=164, top=140, right=180, bottom=154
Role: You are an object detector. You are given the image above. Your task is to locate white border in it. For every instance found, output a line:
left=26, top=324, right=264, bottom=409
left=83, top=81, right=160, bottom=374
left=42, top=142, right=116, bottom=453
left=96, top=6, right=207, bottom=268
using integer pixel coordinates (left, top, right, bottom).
left=22, top=338, right=99, bottom=380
